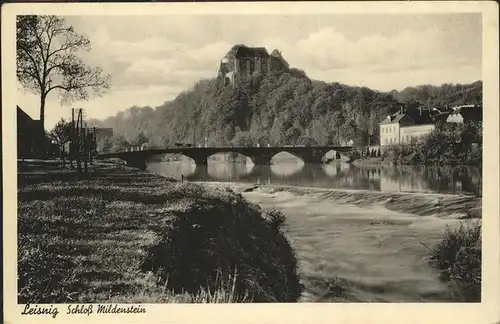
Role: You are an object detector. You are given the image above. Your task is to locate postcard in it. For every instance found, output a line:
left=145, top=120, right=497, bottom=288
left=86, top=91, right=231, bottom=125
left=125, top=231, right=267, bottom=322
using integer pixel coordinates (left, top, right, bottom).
left=2, top=1, right=499, bottom=324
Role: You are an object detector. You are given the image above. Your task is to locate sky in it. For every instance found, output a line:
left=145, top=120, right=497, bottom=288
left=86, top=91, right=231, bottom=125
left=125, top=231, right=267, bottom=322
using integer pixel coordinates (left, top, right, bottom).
left=16, top=13, right=482, bottom=129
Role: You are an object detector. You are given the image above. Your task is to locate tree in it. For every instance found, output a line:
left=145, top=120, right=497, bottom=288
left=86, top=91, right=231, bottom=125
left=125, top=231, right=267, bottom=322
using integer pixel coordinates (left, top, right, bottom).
left=49, top=118, right=72, bottom=146
left=16, top=15, right=111, bottom=134
left=110, top=135, right=130, bottom=153
left=133, top=132, right=149, bottom=147
left=231, top=131, right=254, bottom=147
left=297, top=135, right=317, bottom=147
left=48, top=118, right=73, bottom=164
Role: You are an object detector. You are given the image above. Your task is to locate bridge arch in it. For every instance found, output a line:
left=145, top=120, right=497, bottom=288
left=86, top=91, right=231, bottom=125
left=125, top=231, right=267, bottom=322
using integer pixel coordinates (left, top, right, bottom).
left=323, top=149, right=350, bottom=162
left=277, top=148, right=332, bottom=165
left=268, top=151, right=305, bottom=164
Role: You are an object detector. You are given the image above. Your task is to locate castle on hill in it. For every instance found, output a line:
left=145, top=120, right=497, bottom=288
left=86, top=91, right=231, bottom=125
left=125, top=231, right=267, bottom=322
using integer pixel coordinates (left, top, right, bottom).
left=217, top=44, right=289, bottom=85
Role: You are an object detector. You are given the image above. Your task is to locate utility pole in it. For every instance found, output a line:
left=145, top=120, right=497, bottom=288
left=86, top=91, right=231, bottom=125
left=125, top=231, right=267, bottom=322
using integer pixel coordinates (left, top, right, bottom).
left=193, top=123, right=196, bottom=147
left=70, top=108, right=90, bottom=179
left=90, top=127, right=96, bottom=164
left=70, top=108, right=75, bottom=170
left=76, top=109, right=82, bottom=176
left=83, top=121, right=88, bottom=176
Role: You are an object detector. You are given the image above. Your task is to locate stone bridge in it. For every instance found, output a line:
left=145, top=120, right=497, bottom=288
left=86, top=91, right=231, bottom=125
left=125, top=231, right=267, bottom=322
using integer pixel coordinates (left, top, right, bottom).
left=97, top=146, right=355, bottom=170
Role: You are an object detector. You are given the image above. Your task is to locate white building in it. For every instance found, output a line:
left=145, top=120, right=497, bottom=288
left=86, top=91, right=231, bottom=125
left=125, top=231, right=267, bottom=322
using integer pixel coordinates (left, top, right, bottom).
left=379, top=108, right=435, bottom=146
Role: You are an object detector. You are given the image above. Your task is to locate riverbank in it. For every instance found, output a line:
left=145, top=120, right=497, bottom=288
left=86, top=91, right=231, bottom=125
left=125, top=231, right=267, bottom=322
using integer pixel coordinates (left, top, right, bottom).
left=351, top=157, right=389, bottom=167
left=17, top=161, right=302, bottom=303
left=197, top=182, right=481, bottom=302
left=350, top=156, right=482, bottom=169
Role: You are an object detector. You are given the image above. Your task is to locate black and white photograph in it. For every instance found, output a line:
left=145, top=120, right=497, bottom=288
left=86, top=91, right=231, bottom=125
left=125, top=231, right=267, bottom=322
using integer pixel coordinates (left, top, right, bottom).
left=3, top=2, right=499, bottom=323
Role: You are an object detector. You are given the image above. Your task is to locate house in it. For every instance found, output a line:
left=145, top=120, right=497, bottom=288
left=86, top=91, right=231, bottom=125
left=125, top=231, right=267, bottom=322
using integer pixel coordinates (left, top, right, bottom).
left=84, top=127, right=114, bottom=152
left=379, top=107, right=435, bottom=146
left=446, top=105, right=482, bottom=124
left=218, top=45, right=290, bottom=85
left=17, top=106, right=44, bottom=159
left=92, top=128, right=114, bottom=142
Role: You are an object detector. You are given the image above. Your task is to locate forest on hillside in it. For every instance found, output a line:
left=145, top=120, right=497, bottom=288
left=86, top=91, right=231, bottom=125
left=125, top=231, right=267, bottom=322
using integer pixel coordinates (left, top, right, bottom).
left=88, top=69, right=482, bottom=152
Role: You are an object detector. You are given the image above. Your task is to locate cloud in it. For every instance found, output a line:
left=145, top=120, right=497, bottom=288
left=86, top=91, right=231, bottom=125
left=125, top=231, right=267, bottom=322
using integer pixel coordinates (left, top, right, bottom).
left=79, top=27, right=231, bottom=92
left=264, top=26, right=476, bottom=76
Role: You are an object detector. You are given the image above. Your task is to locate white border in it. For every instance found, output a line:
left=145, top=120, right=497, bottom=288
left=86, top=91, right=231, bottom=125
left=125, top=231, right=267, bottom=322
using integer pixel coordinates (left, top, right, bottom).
left=2, top=2, right=499, bottom=324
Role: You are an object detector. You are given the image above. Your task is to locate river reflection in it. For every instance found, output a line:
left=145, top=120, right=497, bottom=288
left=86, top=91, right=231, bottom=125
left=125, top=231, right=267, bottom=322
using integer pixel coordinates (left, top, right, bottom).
left=147, top=157, right=482, bottom=196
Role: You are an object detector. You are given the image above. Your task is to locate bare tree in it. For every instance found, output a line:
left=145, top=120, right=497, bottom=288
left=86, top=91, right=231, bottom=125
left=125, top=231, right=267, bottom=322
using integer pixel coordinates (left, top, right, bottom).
left=16, top=15, right=111, bottom=134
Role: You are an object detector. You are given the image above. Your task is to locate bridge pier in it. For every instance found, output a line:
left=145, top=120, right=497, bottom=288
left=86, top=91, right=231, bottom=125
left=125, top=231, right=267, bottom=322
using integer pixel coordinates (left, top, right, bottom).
left=192, top=164, right=209, bottom=178
left=182, top=150, right=212, bottom=166
left=185, top=154, right=208, bottom=166
left=293, top=150, right=327, bottom=164
left=249, top=154, right=273, bottom=165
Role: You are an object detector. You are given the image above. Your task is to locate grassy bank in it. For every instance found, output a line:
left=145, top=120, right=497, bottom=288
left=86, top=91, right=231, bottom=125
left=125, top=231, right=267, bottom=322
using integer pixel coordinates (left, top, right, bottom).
left=18, top=161, right=302, bottom=303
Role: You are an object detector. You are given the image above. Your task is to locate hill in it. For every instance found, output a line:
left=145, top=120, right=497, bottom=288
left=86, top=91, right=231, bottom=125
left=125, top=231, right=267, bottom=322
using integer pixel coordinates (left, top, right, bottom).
left=88, top=70, right=482, bottom=151
left=390, top=81, right=483, bottom=109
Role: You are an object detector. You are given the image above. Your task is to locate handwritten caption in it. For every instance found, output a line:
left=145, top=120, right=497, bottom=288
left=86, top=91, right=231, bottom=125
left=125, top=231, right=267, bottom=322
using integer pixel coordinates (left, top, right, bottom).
left=21, top=304, right=147, bottom=318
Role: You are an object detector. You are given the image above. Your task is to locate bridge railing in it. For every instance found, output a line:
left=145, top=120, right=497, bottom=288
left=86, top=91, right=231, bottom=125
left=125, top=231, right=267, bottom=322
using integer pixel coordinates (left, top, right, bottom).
left=125, top=145, right=147, bottom=152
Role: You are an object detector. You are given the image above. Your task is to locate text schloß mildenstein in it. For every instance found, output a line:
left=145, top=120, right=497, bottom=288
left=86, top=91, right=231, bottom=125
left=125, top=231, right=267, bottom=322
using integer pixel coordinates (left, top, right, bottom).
left=21, top=304, right=147, bottom=318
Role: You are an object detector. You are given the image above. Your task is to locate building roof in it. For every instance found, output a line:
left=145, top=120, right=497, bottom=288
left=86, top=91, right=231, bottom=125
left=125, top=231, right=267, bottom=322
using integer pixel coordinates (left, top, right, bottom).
left=433, top=112, right=451, bottom=122
left=17, top=105, right=34, bottom=122
left=84, top=127, right=114, bottom=137
left=451, top=104, right=477, bottom=111
left=379, top=111, right=409, bottom=125
left=448, top=105, right=482, bottom=122
left=270, top=49, right=289, bottom=67
left=226, top=45, right=269, bottom=58
left=410, top=108, right=435, bottom=125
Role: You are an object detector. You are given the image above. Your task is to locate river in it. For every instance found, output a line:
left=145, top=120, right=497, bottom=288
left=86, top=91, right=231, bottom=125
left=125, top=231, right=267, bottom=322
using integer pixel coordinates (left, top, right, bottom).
left=146, top=153, right=482, bottom=196
left=146, top=153, right=481, bottom=302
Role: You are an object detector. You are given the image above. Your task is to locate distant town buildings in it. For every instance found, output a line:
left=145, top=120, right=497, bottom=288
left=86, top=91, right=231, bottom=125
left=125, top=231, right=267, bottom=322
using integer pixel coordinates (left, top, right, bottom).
left=86, top=127, right=114, bottom=152
left=218, top=45, right=289, bottom=85
left=90, top=127, right=114, bottom=141
left=379, top=104, right=482, bottom=147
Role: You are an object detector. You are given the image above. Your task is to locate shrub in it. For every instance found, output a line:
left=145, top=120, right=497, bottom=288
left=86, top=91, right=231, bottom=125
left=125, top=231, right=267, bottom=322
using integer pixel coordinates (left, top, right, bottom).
left=428, top=221, right=481, bottom=301
left=349, top=150, right=361, bottom=161
left=324, top=276, right=348, bottom=298
left=266, top=210, right=287, bottom=229
left=140, top=186, right=303, bottom=302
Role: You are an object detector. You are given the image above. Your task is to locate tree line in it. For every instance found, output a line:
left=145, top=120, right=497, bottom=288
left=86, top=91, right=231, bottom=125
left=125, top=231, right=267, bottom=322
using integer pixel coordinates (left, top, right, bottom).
left=88, top=69, right=482, bottom=153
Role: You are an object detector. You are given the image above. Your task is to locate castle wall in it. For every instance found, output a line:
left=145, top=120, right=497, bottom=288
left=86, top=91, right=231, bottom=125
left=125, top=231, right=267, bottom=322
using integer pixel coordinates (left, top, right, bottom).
left=219, top=46, right=289, bottom=86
